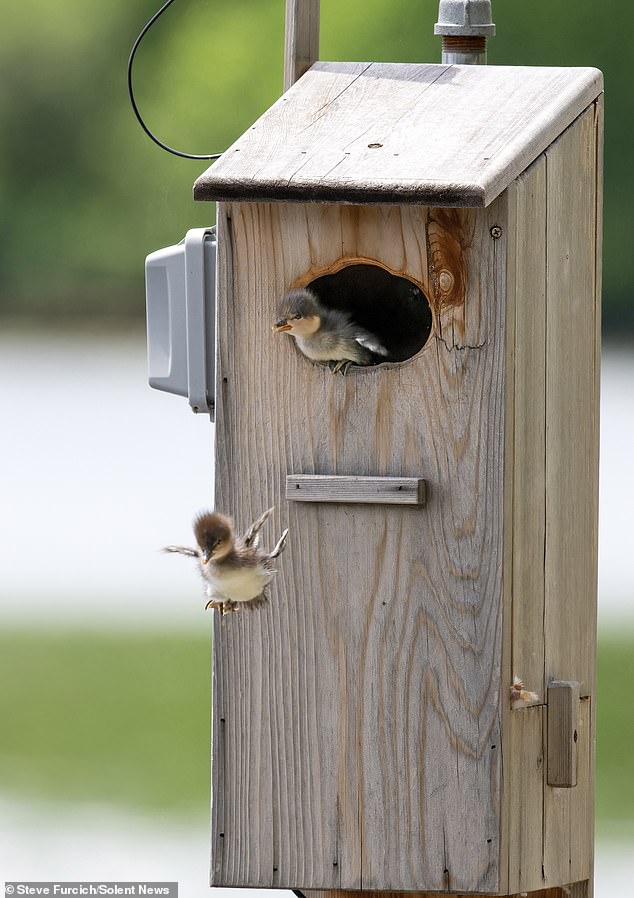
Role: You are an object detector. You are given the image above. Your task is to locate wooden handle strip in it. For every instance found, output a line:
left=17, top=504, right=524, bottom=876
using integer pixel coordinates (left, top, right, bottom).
left=286, top=475, right=427, bottom=506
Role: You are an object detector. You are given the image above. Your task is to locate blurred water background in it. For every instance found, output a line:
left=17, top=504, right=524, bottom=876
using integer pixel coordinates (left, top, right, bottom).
left=1, top=0, right=633, bottom=894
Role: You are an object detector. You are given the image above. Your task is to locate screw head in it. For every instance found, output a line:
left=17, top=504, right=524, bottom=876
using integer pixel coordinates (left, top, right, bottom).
left=490, top=226, right=502, bottom=239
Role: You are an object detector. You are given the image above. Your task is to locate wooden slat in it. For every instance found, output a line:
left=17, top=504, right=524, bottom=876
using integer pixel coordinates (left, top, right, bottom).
left=304, top=883, right=589, bottom=898
left=543, top=104, right=599, bottom=697
left=508, top=156, right=547, bottom=703
left=501, top=155, right=547, bottom=895
left=506, top=706, right=545, bottom=894
left=540, top=105, right=599, bottom=890
left=211, top=197, right=507, bottom=891
left=544, top=698, right=593, bottom=888
left=547, top=681, right=580, bottom=787
left=587, top=91, right=604, bottom=898
left=284, top=0, right=320, bottom=91
left=194, top=63, right=603, bottom=207
left=286, top=475, right=427, bottom=505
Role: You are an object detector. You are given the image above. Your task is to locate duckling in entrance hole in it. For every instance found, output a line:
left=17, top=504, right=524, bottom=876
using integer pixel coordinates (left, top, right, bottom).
left=273, top=287, right=388, bottom=374
left=164, top=508, right=288, bottom=615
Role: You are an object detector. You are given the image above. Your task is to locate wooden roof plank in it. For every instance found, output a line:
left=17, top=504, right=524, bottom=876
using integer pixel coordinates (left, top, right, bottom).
left=194, top=62, right=603, bottom=207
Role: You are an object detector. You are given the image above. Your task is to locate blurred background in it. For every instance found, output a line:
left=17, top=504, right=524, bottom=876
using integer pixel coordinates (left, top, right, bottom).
left=0, top=0, right=632, bottom=894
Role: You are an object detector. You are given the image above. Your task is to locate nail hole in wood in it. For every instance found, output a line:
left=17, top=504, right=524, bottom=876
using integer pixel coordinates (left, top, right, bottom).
left=574, top=730, right=578, bottom=743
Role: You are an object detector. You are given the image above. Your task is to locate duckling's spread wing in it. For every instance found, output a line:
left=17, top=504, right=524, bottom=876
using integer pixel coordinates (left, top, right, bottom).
left=163, top=545, right=199, bottom=558
left=242, top=506, right=274, bottom=548
left=354, top=327, right=389, bottom=356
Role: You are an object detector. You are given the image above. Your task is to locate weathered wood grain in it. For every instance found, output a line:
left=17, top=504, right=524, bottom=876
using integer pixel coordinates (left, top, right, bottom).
left=507, top=156, right=547, bottom=704
left=505, top=705, right=545, bottom=894
left=284, top=0, right=320, bottom=91
left=543, top=698, right=593, bottom=889
left=212, top=198, right=507, bottom=891
left=587, top=92, right=603, bottom=898
left=195, top=63, right=602, bottom=207
left=499, top=107, right=600, bottom=896
left=541, top=105, right=600, bottom=888
left=208, top=100, right=601, bottom=895
left=305, top=884, right=589, bottom=898
left=544, top=105, right=599, bottom=696
left=286, top=475, right=427, bottom=505
left=501, top=155, right=548, bottom=895
left=547, top=682, right=580, bottom=788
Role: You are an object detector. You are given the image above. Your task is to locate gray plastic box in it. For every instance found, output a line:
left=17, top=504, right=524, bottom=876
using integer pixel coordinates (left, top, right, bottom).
left=145, top=226, right=216, bottom=418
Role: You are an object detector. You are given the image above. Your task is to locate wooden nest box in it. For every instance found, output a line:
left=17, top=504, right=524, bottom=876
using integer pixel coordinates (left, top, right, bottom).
left=195, top=60, right=603, bottom=898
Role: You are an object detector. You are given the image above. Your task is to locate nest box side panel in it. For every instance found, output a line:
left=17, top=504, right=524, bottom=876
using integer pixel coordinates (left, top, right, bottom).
left=541, top=101, right=601, bottom=891
left=211, top=200, right=508, bottom=892
left=500, top=100, right=602, bottom=896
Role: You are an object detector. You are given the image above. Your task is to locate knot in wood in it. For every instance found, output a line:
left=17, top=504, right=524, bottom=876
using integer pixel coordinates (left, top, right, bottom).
left=438, top=269, right=455, bottom=294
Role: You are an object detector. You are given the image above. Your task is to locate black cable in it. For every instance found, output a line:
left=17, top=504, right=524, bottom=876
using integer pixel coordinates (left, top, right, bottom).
left=128, top=0, right=223, bottom=160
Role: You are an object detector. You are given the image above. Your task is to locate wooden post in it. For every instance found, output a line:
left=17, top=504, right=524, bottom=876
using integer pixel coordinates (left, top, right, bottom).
left=284, top=0, right=320, bottom=91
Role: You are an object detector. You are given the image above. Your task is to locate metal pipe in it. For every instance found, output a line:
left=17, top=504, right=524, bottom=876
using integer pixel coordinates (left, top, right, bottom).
left=434, top=0, right=495, bottom=65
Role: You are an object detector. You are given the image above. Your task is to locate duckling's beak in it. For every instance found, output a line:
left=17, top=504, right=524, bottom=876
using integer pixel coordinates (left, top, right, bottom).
left=201, top=548, right=212, bottom=563
left=273, top=319, right=292, bottom=333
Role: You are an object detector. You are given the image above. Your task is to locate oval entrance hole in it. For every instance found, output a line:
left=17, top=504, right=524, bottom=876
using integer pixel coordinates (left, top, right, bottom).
left=306, top=263, right=432, bottom=364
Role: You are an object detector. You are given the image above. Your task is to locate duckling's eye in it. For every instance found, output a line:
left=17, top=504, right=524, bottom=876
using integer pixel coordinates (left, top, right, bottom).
left=293, top=313, right=303, bottom=320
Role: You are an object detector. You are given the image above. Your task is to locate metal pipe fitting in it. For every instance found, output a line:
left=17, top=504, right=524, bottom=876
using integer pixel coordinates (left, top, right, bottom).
left=434, top=0, right=496, bottom=65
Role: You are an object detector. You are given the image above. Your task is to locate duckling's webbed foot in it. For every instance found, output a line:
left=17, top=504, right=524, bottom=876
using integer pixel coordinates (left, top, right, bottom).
left=330, top=359, right=354, bottom=375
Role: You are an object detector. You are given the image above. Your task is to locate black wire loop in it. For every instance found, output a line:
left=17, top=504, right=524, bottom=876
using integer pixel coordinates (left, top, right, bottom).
left=128, top=0, right=223, bottom=160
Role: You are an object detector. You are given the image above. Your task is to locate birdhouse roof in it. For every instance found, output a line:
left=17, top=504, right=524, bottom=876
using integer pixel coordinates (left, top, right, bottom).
left=194, top=62, right=602, bottom=208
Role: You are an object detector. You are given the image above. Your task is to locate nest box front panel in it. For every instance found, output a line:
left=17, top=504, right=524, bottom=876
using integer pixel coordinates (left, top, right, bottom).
left=212, top=199, right=508, bottom=893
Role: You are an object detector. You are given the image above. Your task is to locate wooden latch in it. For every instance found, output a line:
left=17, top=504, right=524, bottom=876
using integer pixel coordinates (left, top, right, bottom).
left=547, top=680, right=581, bottom=787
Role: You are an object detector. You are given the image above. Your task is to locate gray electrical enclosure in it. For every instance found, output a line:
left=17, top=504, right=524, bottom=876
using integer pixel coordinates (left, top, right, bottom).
left=145, top=226, right=216, bottom=417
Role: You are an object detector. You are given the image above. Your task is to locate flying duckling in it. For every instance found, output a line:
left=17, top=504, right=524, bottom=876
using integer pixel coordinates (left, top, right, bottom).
left=164, top=507, right=288, bottom=615
left=273, top=287, right=388, bottom=374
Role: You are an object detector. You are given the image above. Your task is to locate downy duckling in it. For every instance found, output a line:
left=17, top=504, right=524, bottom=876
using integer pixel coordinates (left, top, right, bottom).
left=164, top=507, right=288, bottom=615
left=273, top=287, right=388, bottom=374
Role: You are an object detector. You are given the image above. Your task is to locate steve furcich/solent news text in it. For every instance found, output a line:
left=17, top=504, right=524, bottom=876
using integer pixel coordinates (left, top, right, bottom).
left=6, top=886, right=176, bottom=896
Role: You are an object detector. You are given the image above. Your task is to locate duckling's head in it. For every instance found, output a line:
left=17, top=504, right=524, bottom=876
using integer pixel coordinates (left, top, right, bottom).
left=273, top=288, right=322, bottom=338
left=194, top=512, right=234, bottom=562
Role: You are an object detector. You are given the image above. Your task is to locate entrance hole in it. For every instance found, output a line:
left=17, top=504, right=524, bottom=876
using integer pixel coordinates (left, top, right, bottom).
left=306, top=263, right=432, bottom=364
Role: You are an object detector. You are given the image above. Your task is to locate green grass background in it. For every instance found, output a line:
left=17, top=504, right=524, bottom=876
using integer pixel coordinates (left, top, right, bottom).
left=0, top=629, right=632, bottom=831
